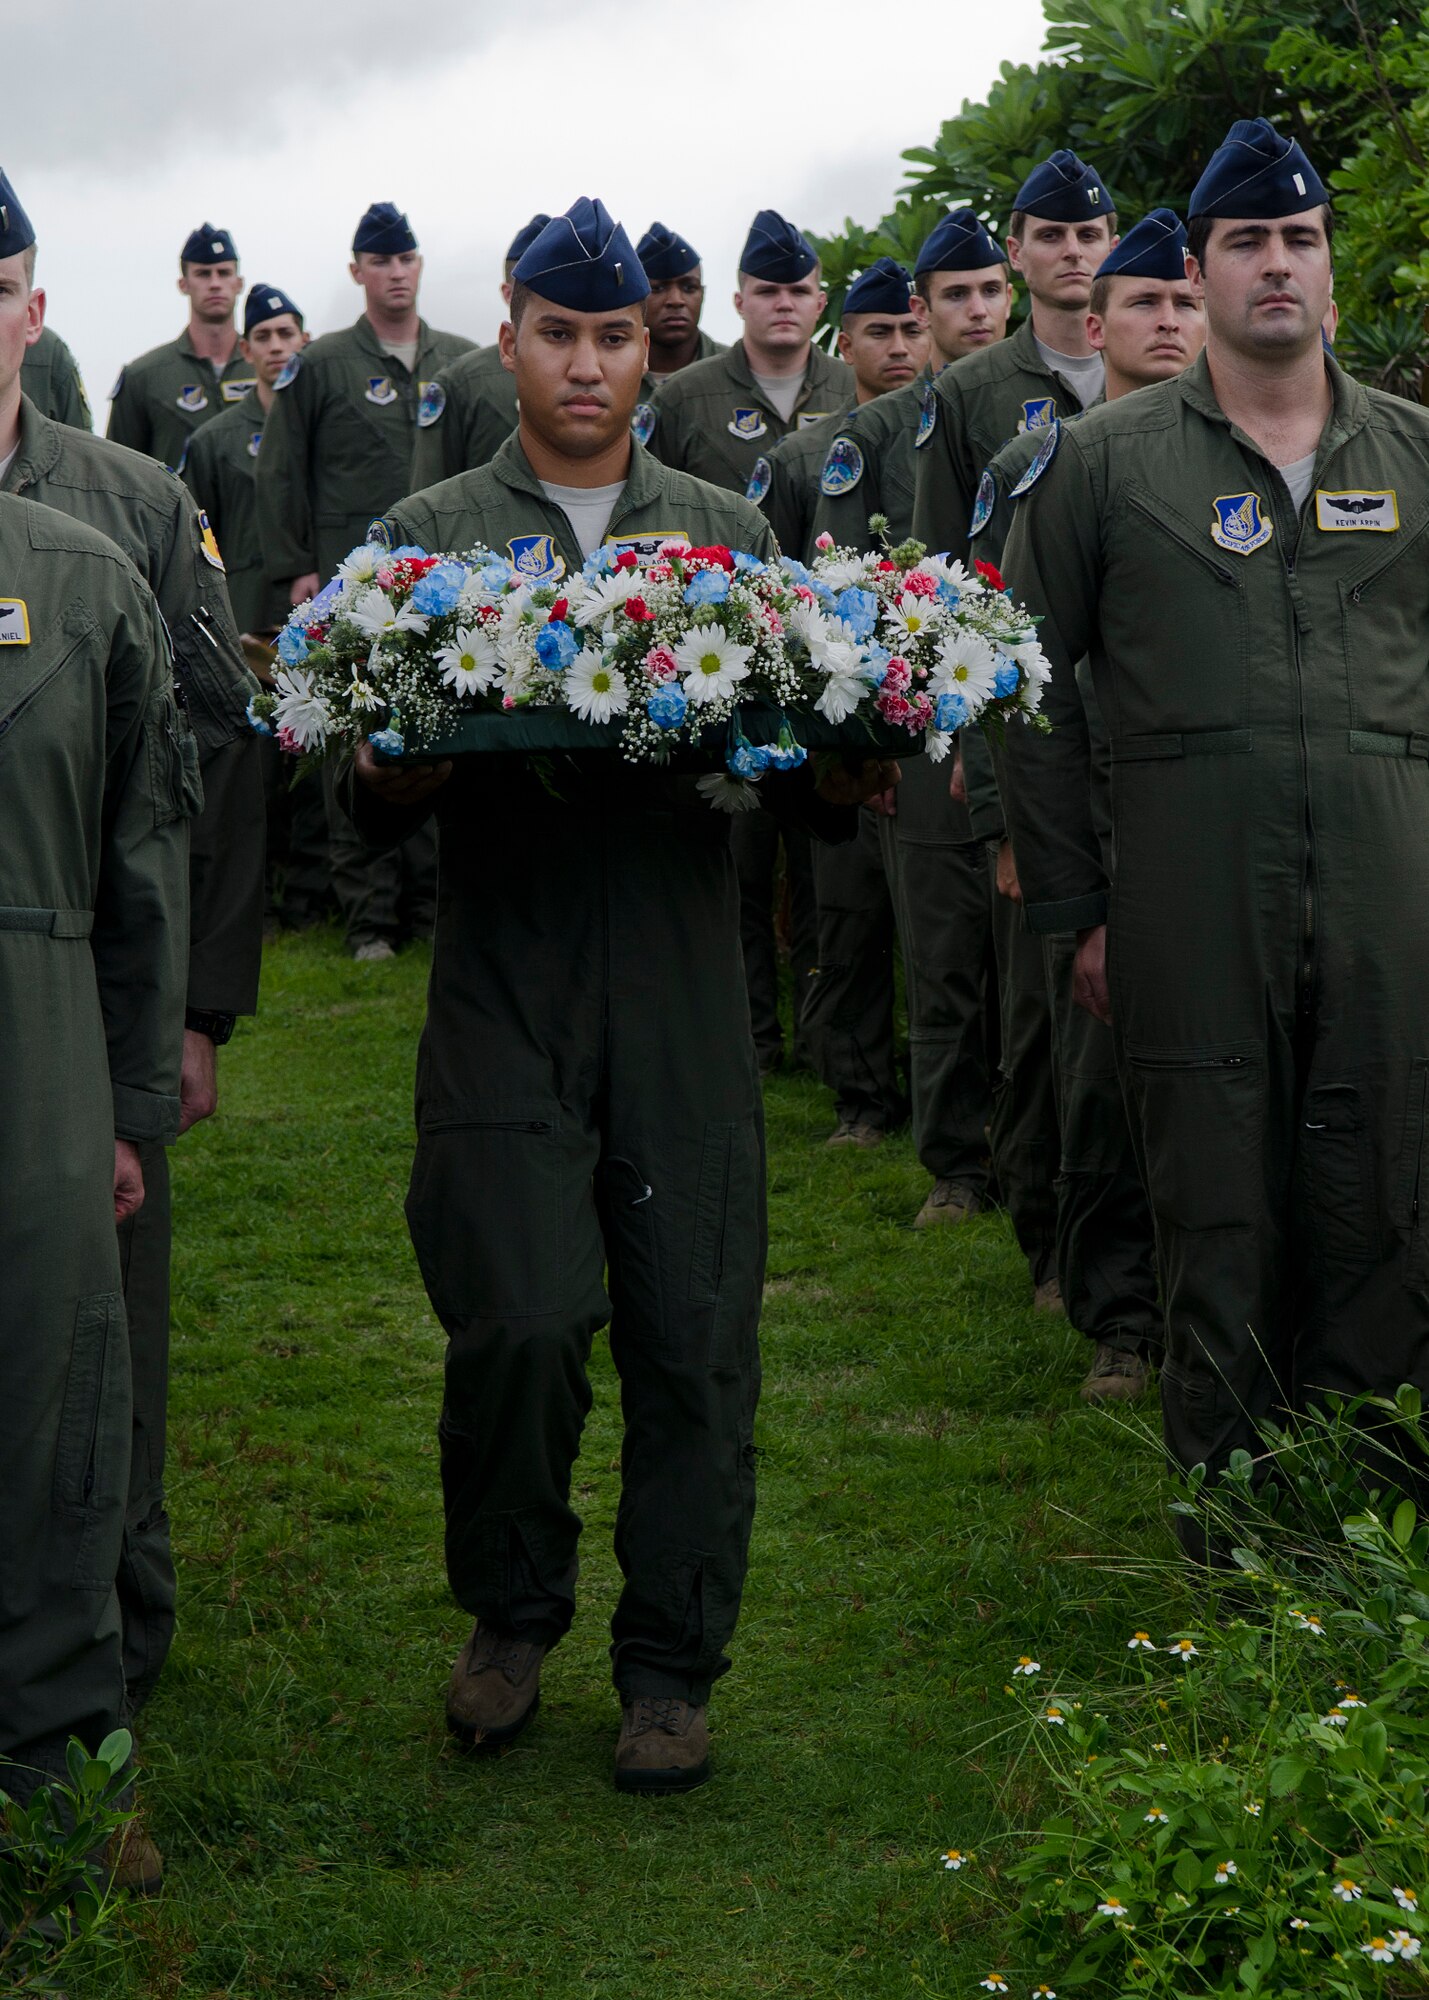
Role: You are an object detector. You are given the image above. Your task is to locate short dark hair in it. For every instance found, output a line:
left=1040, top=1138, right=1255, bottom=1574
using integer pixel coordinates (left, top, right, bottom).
left=914, top=264, right=1010, bottom=303
left=508, top=279, right=533, bottom=327
left=1007, top=208, right=1118, bottom=241
left=21, top=243, right=36, bottom=283
left=1187, top=204, right=1335, bottom=269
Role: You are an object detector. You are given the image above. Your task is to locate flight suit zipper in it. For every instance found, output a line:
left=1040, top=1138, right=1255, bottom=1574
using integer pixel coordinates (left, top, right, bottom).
left=1276, top=472, right=1317, bottom=1014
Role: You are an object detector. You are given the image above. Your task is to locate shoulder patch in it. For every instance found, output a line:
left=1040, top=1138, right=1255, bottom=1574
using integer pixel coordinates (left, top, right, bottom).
left=631, top=402, right=657, bottom=447
left=197, top=510, right=225, bottom=571
left=745, top=456, right=772, bottom=506
left=366, top=517, right=393, bottom=549
left=1009, top=420, right=1061, bottom=498
left=108, top=367, right=126, bottom=401
left=915, top=381, right=938, bottom=449
left=273, top=353, right=302, bottom=391
left=819, top=435, right=864, bottom=499
left=968, top=469, right=996, bottom=539
left=417, top=380, right=447, bottom=428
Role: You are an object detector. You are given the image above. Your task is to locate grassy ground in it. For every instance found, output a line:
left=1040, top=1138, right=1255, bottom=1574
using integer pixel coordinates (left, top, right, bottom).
left=81, top=928, right=1189, bottom=1999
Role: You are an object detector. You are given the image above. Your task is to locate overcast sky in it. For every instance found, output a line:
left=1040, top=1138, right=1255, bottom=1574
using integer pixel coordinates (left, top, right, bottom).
left=13, top=0, right=1048, bottom=417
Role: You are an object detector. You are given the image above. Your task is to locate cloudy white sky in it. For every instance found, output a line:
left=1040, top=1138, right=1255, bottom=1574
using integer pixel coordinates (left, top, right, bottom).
left=12, top=0, right=1047, bottom=417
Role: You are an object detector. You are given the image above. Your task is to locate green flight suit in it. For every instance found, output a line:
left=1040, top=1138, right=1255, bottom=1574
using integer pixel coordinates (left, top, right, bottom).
left=807, top=372, right=929, bottom=555
left=256, top=313, right=473, bottom=951
left=21, top=324, right=91, bottom=430
left=4, top=396, right=264, bottom=1708
left=1002, top=351, right=1429, bottom=1517
left=107, top=329, right=256, bottom=472
left=352, top=436, right=850, bottom=1701
left=975, top=419, right=1157, bottom=1337
left=0, top=488, right=191, bottom=1805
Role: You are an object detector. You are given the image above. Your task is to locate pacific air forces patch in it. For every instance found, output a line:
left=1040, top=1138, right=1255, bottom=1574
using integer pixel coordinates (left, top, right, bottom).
left=1019, top=397, right=1056, bottom=433
left=365, top=376, right=398, bottom=406
left=745, top=456, right=773, bottom=506
left=1009, top=420, right=1061, bottom=497
left=819, top=435, right=864, bottom=498
left=507, top=533, right=565, bottom=584
left=1211, top=492, right=1273, bottom=555
left=728, top=408, right=768, bottom=441
left=417, top=381, right=446, bottom=428
left=273, top=353, right=302, bottom=391
left=177, top=384, right=209, bottom=414
left=915, top=381, right=938, bottom=449
left=968, top=469, right=996, bottom=538
left=197, top=511, right=225, bottom=571
left=1315, top=488, right=1398, bottom=532
left=631, top=403, right=657, bottom=446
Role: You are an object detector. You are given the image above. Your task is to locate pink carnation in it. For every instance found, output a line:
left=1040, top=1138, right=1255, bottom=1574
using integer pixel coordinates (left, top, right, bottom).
left=815, top=531, right=834, bottom=551
left=794, top=585, right=816, bottom=605
left=883, top=657, right=910, bottom=694
left=645, top=645, right=680, bottom=682
left=909, top=693, right=935, bottom=728
left=375, top=567, right=395, bottom=589
left=762, top=605, right=784, bottom=635
left=878, top=690, right=912, bottom=723
left=903, top=570, right=939, bottom=598
left=276, top=724, right=302, bottom=755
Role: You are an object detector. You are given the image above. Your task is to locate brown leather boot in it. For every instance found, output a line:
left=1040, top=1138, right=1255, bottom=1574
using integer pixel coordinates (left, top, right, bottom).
left=445, top=1624, right=545, bottom=1749
left=1033, top=1275, right=1066, bottom=1314
left=1080, top=1342, right=1150, bottom=1404
left=614, top=1696, right=710, bottom=1794
left=105, top=1816, right=164, bottom=1897
left=826, top=1118, right=885, bottom=1150
left=913, top=1179, right=983, bottom=1228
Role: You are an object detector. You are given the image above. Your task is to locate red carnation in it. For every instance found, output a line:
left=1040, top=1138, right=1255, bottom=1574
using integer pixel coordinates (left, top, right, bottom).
left=686, top=545, right=734, bottom=571
left=406, top=556, right=440, bottom=577
left=549, top=597, right=568, bottom=622
left=615, top=549, right=640, bottom=571
left=975, top=559, right=1006, bottom=591
left=305, top=623, right=326, bottom=640
left=623, top=596, right=654, bottom=622
left=875, top=558, right=897, bottom=572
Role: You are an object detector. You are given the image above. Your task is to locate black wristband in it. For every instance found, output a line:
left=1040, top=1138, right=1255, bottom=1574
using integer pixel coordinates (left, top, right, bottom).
left=184, top=1008, right=236, bottom=1047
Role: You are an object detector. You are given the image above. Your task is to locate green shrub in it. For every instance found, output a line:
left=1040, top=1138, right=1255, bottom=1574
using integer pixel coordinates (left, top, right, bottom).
left=0, top=1730, right=135, bottom=1995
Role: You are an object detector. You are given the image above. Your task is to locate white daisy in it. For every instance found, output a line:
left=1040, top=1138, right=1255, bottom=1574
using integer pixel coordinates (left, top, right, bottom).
left=1394, top=1888, right=1419, bottom=1913
left=337, top=544, right=382, bottom=585
left=565, top=647, right=629, bottom=725
left=675, top=627, right=754, bottom=706
left=578, top=568, right=642, bottom=624
left=941, top=1849, right=968, bottom=1871
left=1214, top=1862, right=1237, bottom=1886
left=1012, top=1657, right=1041, bottom=1677
left=346, top=586, right=429, bottom=640
left=925, top=729, right=953, bottom=763
left=1321, top=1708, right=1349, bottom=1729
left=1363, top=1938, right=1396, bottom=1964
left=1392, top=1931, right=1422, bottom=1960
left=882, top=591, right=942, bottom=643
left=437, top=625, right=500, bottom=697
left=1127, top=1632, right=1156, bottom=1653
left=270, top=667, right=332, bottom=750
left=1144, top=1808, right=1169, bottom=1826
left=815, top=553, right=877, bottom=591
left=814, top=673, right=868, bottom=725
left=695, top=772, right=762, bottom=814
left=1096, top=1897, right=1127, bottom=1918
left=1333, top=1879, right=1363, bottom=1903
left=931, top=629, right=997, bottom=705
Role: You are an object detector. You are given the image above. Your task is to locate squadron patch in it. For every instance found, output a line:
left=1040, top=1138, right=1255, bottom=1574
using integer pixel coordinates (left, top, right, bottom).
left=197, top=511, right=225, bottom=571
left=417, top=381, right=446, bottom=428
left=1018, top=397, right=1057, bottom=432
left=819, top=436, right=864, bottom=498
left=365, top=376, right=398, bottom=406
left=745, top=456, right=773, bottom=506
left=915, top=381, right=938, bottom=449
left=366, top=517, right=392, bottom=549
left=605, top=532, right=690, bottom=558
left=1009, top=420, right=1062, bottom=497
left=0, top=598, right=31, bottom=646
left=1211, top=491, right=1273, bottom=556
left=176, top=384, right=209, bottom=414
left=247, top=431, right=263, bottom=458
left=727, top=408, right=768, bottom=441
left=631, top=402, right=657, bottom=446
left=273, top=353, right=302, bottom=391
left=968, top=469, right=996, bottom=538
left=221, top=378, right=256, bottom=402
left=1314, top=488, right=1399, bottom=532
left=507, top=533, right=565, bottom=584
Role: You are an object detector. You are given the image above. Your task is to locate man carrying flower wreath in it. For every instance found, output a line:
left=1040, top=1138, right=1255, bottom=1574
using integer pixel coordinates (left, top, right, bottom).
left=344, top=199, right=896, bottom=1793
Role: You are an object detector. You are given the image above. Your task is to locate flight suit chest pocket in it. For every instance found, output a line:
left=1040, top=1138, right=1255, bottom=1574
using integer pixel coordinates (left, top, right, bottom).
left=145, top=688, right=204, bottom=826
left=1116, top=489, right=1249, bottom=726
left=406, top=1108, right=566, bottom=1320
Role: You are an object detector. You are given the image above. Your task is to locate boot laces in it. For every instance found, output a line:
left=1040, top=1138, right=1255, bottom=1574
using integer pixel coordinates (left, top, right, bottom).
left=631, top=1695, right=687, bottom=1735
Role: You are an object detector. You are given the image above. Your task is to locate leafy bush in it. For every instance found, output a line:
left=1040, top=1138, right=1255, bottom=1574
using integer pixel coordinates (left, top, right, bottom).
left=0, top=1730, right=135, bottom=1995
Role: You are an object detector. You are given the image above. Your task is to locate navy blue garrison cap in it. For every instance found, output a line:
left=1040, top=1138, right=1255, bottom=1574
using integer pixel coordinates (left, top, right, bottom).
left=513, top=198, right=650, bottom=311
left=1095, top=208, right=1187, bottom=282
left=182, top=222, right=237, bottom=266
left=244, top=283, right=304, bottom=334
left=740, top=209, right=818, bottom=283
left=915, top=207, right=1004, bottom=276
left=638, top=222, right=701, bottom=282
left=1013, top=150, right=1113, bottom=223
left=1189, top=118, right=1330, bottom=219
left=506, top=213, right=551, bottom=264
left=353, top=202, right=418, bottom=256
left=843, top=256, right=915, bottom=319
left=0, top=169, right=35, bottom=260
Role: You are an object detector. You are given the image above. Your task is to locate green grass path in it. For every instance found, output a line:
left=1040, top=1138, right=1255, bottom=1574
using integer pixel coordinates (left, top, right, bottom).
left=87, top=930, right=1180, bottom=1999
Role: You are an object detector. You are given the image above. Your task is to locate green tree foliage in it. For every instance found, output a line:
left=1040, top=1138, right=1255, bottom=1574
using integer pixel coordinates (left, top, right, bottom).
left=812, top=0, right=1429, bottom=395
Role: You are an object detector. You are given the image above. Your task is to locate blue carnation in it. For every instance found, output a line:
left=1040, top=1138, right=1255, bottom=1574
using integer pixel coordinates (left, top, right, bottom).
left=582, top=546, right=616, bottom=580
left=368, top=727, right=405, bottom=759
left=935, top=690, right=970, bottom=731
left=411, top=562, right=467, bottom=616
left=729, top=740, right=770, bottom=778
left=535, top=621, right=580, bottom=671
left=993, top=657, right=1021, bottom=698
left=863, top=642, right=891, bottom=688
left=833, top=586, right=878, bottom=640
left=245, top=697, right=272, bottom=737
left=732, top=550, right=762, bottom=573
left=936, top=580, right=961, bottom=610
left=277, top=621, right=309, bottom=666
left=684, top=568, right=731, bottom=606
left=647, top=685, right=688, bottom=731
left=479, top=562, right=512, bottom=591
left=779, top=556, right=814, bottom=588
left=387, top=544, right=428, bottom=561
left=767, top=721, right=807, bottom=771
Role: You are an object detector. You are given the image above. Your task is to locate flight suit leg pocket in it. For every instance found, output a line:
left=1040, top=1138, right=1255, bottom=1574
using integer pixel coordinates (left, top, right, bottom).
left=406, top=1107, right=565, bottom=1320
left=145, top=689, right=205, bottom=826
left=1124, top=1044, right=1262, bottom=1233
left=688, top=1119, right=765, bottom=1367
left=1302, top=1080, right=1376, bottom=1276
left=1391, top=1059, right=1429, bottom=1292
left=598, top=1156, right=664, bottom=1344
left=52, top=1292, right=131, bottom=1591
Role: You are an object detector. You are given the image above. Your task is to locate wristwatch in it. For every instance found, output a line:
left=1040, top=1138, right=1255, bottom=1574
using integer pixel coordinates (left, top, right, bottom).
left=184, top=1008, right=236, bottom=1047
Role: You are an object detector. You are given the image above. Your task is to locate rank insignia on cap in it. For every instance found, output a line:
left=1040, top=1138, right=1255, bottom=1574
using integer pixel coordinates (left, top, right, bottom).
left=177, top=384, right=209, bottom=414
left=631, top=403, right=657, bottom=447
left=0, top=599, right=31, bottom=646
left=1211, top=491, right=1273, bottom=555
left=221, top=378, right=256, bottom=402
left=1314, top=488, right=1398, bottom=532
left=247, top=431, right=263, bottom=458
left=728, top=408, right=768, bottom=441
left=819, top=436, right=864, bottom=498
left=507, top=533, right=565, bottom=583
left=968, top=469, right=996, bottom=538
left=1010, top=421, right=1062, bottom=497
left=365, top=376, right=398, bottom=406
left=745, top=456, right=772, bottom=505
left=1019, top=397, right=1056, bottom=433
left=197, top=511, right=225, bottom=571
left=915, top=381, right=938, bottom=449
left=273, top=353, right=302, bottom=391
left=417, top=381, right=446, bottom=428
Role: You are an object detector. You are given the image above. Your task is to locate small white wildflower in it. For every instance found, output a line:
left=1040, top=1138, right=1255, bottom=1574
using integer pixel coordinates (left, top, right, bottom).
left=1126, top=1631, right=1156, bottom=1652
left=941, top=1849, right=968, bottom=1871
left=1214, top=1861, right=1237, bottom=1886
left=1363, top=1938, right=1396, bottom=1964
left=1333, top=1879, right=1363, bottom=1903
left=1012, top=1655, right=1041, bottom=1677
left=1290, top=1610, right=1325, bottom=1635
left=1168, top=1638, right=1200, bottom=1664
left=1392, top=1931, right=1422, bottom=1960
left=1144, top=1808, right=1169, bottom=1826
left=1394, top=1887, right=1419, bottom=1913
left=1321, top=1708, right=1349, bottom=1729
left=1244, top=1801, right=1262, bottom=1817
left=1096, top=1897, right=1128, bottom=1918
